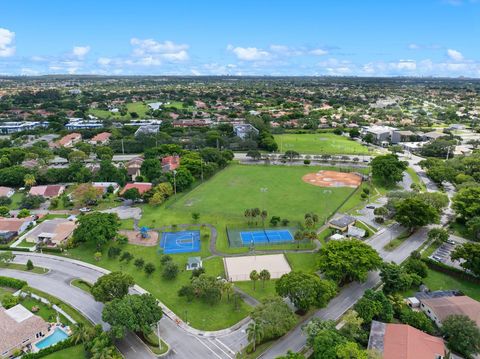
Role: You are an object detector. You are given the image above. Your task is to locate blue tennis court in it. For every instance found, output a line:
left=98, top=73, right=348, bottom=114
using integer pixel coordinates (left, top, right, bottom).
left=240, top=229, right=293, bottom=245
left=160, top=230, right=201, bottom=254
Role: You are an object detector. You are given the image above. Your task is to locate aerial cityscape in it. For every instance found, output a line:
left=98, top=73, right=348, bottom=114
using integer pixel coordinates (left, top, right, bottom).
left=0, top=1, right=480, bottom=359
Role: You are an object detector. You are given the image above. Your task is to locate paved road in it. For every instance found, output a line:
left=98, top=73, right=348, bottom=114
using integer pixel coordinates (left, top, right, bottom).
left=1, top=253, right=246, bottom=359
left=260, top=225, right=429, bottom=358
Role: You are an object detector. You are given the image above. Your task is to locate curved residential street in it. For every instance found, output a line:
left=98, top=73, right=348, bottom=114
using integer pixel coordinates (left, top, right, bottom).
left=0, top=253, right=247, bottom=359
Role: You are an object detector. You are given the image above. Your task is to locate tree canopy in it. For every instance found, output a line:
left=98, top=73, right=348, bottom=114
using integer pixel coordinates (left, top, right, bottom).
left=91, top=272, right=134, bottom=303
left=370, top=154, right=407, bottom=186
left=317, top=239, right=382, bottom=284
left=73, top=212, right=120, bottom=249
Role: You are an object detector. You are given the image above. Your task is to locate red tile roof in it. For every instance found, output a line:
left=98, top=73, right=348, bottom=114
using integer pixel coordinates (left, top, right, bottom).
left=383, top=324, right=445, bottom=359
left=161, top=155, right=180, bottom=171
left=120, top=182, right=152, bottom=195
left=90, top=132, right=111, bottom=143
left=29, top=185, right=65, bottom=198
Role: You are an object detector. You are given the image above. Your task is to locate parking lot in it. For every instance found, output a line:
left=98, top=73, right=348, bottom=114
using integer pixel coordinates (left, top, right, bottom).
left=430, top=240, right=464, bottom=270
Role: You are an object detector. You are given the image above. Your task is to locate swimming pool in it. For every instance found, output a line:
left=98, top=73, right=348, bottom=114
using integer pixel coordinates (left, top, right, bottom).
left=35, top=328, right=69, bottom=349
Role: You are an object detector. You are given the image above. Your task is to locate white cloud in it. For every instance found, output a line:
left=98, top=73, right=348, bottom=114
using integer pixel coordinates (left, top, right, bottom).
left=130, top=38, right=189, bottom=62
left=97, top=57, right=112, bottom=66
left=447, top=49, right=464, bottom=61
left=20, top=68, right=39, bottom=75
left=310, top=48, right=328, bottom=56
left=408, top=43, right=420, bottom=50
left=0, top=28, right=15, bottom=57
left=392, top=59, right=416, bottom=71
left=72, top=46, right=90, bottom=58
left=227, top=45, right=270, bottom=61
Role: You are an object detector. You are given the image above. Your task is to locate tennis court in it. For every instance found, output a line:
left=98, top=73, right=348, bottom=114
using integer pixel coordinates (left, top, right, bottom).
left=160, top=230, right=200, bottom=254
left=240, top=229, right=293, bottom=245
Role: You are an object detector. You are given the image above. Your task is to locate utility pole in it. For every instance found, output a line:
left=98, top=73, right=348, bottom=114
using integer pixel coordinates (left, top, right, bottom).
left=200, top=160, right=204, bottom=181
left=121, top=138, right=125, bottom=155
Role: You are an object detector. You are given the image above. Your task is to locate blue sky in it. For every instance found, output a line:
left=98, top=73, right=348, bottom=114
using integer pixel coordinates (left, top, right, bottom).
left=0, top=0, right=479, bottom=76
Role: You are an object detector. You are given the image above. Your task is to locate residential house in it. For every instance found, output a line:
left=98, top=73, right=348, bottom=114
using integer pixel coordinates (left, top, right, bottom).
left=125, top=157, right=144, bottom=181
left=0, top=186, right=14, bottom=198
left=120, top=182, right=153, bottom=196
left=92, top=182, right=119, bottom=194
left=347, top=225, right=366, bottom=239
left=20, top=218, right=77, bottom=247
left=88, top=132, right=111, bottom=145
left=367, top=321, right=445, bottom=359
left=0, top=216, right=36, bottom=244
left=233, top=124, right=259, bottom=139
left=21, top=159, right=39, bottom=169
left=162, top=155, right=180, bottom=172
left=328, top=215, right=356, bottom=232
left=51, top=133, right=82, bottom=148
left=29, top=185, right=65, bottom=198
left=124, top=119, right=162, bottom=127
left=419, top=295, right=480, bottom=327
left=0, top=304, right=50, bottom=358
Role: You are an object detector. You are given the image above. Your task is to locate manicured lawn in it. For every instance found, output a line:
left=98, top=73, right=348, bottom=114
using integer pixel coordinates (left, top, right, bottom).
left=16, top=238, right=36, bottom=248
left=139, top=164, right=359, bottom=253
left=89, top=102, right=149, bottom=120
left=71, top=279, right=92, bottom=293
left=20, top=296, right=69, bottom=323
left=8, top=192, right=24, bottom=210
left=285, top=252, right=318, bottom=273
left=0, top=262, right=46, bottom=274
left=0, top=286, right=15, bottom=296
left=65, top=236, right=250, bottom=330
left=236, top=280, right=278, bottom=302
left=274, top=133, right=370, bottom=155
left=402, top=268, right=480, bottom=301
left=406, top=167, right=425, bottom=190
left=43, top=345, right=86, bottom=359
left=119, top=219, right=135, bottom=230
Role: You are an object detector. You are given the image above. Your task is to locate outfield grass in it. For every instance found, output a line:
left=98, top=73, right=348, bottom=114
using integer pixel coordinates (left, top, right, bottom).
left=274, top=133, right=370, bottom=155
left=139, top=164, right=360, bottom=253
left=89, top=102, right=149, bottom=120
left=43, top=345, right=86, bottom=359
left=65, top=233, right=250, bottom=330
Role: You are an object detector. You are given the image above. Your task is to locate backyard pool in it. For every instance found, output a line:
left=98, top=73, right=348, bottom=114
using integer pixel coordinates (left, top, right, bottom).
left=35, top=328, right=69, bottom=349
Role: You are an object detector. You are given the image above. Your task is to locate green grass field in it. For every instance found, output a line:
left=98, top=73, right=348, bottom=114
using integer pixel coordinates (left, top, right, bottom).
left=139, top=164, right=360, bottom=252
left=66, top=232, right=250, bottom=331
left=402, top=268, right=480, bottom=301
left=89, top=102, right=149, bottom=120
left=274, top=133, right=370, bottom=155
left=43, top=345, right=85, bottom=359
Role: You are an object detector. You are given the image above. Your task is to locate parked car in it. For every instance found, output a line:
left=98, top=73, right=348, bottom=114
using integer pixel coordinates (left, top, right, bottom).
left=446, top=239, right=456, bottom=245
left=79, top=207, right=91, bottom=213
left=366, top=205, right=375, bottom=209
left=431, top=255, right=443, bottom=262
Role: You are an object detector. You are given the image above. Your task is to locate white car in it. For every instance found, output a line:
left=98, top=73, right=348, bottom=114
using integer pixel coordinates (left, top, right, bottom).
left=79, top=207, right=91, bottom=213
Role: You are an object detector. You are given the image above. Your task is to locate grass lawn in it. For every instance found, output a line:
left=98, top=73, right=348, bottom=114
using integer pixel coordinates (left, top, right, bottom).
left=65, top=236, right=250, bottom=330
left=43, top=345, right=86, bottom=359
left=0, top=286, right=15, bottom=296
left=274, top=133, right=370, bottom=155
left=119, top=218, right=135, bottom=230
left=236, top=252, right=319, bottom=302
left=402, top=268, right=480, bottom=301
left=0, top=262, right=46, bottom=274
left=16, top=238, right=36, bottom=248
left=406, top=167, right=425, bottom=190
left=8, top=192, right=24, bottom=210
left=139, top=164, right=359, bottom=253
left=89, top=102, right=150, bottom=120
left=71, top=279, right=92, bottom=293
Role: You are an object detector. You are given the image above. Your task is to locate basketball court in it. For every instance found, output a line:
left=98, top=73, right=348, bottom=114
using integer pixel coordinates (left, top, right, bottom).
left=223, top=254, right=291, bottom=282
left=160, top=230, right=201, bottom=254
left=302, top=170, right=362, bottom=188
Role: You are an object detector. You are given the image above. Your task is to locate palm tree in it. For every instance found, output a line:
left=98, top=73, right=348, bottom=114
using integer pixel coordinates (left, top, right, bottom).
left=260, top=210, right=268, bottom=227
left=294, top=230, right=304, bottom=249
left=259, top=269, right=271, bottom=289
left=91, top=345, right=115, bottom=359
left=249, top=270, right=259, bottom=290
left=223, top=282, right=235, bottom=302
left=252, top=208, right=260, bottom=225
left=244, top=209, right=252, bottom=225
left=246, top=321, right=264, bottom=352
left=70, top=322, right=93, bottom=344
left=23, top=173, right=36, bottom=188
